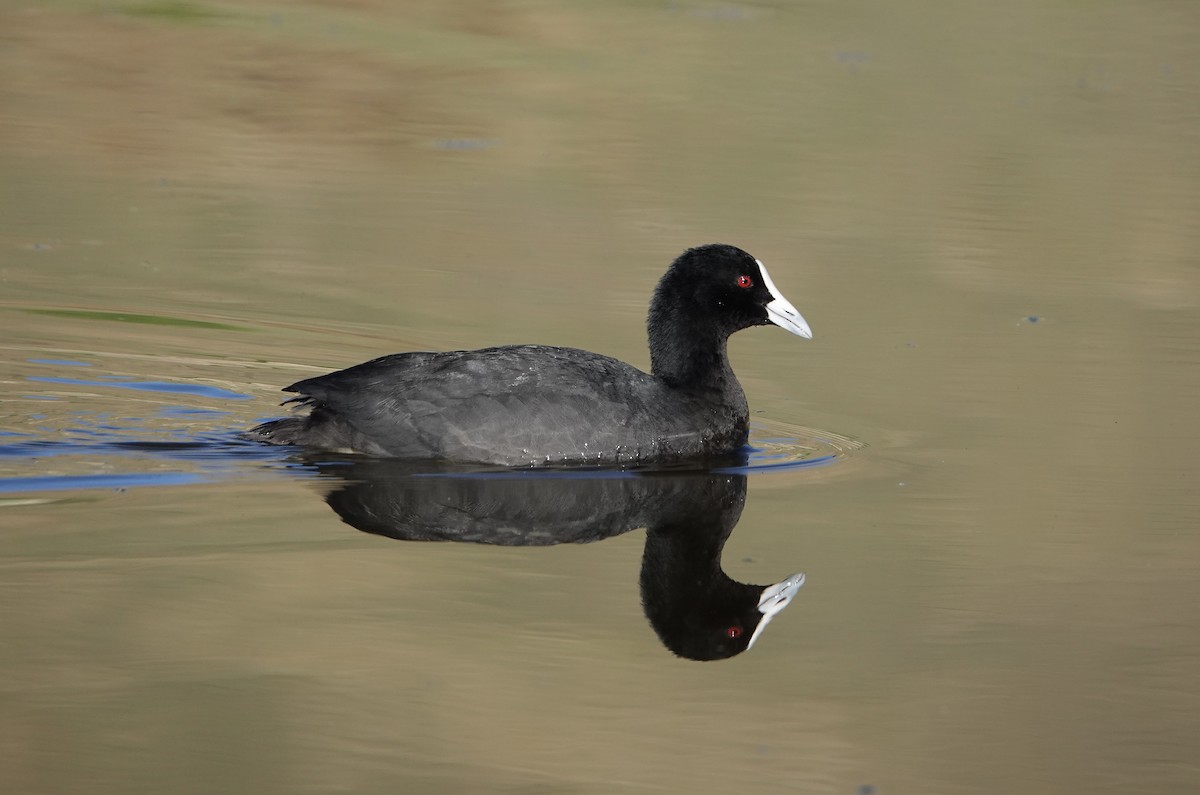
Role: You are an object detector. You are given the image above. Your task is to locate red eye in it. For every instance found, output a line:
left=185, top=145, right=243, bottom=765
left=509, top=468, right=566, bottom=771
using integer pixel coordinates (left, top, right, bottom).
left=726, top=626, right=743, bottom=639
left=736, top=275, right=753, bottom=289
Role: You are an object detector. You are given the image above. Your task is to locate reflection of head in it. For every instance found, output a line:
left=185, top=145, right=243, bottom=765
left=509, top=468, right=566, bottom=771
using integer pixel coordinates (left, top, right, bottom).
left=316, top=459, right=803, bottom=660
left=638, top=475, right=804, bottom=661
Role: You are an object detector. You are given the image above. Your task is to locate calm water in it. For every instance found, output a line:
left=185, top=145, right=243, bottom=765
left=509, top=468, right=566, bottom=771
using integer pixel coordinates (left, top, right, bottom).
left=2, top=2, right=1199, bottom=793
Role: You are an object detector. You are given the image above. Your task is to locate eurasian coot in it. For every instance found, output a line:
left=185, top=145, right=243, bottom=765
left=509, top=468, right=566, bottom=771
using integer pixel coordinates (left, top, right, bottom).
left=250, top=243, right=811, bottom=466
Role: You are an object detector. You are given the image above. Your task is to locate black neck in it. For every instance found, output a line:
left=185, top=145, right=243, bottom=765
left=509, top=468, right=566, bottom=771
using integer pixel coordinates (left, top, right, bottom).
left=647, top=296, right=736, bottom=389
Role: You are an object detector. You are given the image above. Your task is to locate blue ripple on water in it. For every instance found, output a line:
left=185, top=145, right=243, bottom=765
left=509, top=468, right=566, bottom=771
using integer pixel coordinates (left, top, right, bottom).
left=26, top=376, right=252, bottom=400
left=0, top=472, right=206, bottom=494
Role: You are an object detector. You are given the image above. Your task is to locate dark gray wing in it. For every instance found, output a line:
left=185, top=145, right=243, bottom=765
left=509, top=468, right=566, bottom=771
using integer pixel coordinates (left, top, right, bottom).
left=285, top=345, right=668, bottom=465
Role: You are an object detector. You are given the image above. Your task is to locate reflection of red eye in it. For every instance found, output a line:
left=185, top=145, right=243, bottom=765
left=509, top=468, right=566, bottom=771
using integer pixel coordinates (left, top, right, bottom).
left=737, top=275, right=753, bottom=289
left=726, top=626, right=743, bottom=639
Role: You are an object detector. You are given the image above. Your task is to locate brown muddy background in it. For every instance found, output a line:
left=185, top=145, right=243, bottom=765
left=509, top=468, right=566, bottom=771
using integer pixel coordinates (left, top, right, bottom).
left=2, top=2, right=1199, bottom=794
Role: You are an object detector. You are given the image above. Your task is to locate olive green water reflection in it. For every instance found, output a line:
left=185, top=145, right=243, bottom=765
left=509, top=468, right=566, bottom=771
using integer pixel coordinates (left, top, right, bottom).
left=2, top=1, right=1199, bottom=793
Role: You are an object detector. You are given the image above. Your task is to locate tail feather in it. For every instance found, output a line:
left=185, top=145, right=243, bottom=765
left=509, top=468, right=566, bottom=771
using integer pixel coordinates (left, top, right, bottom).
left=247, top=416, right=310, bottom=446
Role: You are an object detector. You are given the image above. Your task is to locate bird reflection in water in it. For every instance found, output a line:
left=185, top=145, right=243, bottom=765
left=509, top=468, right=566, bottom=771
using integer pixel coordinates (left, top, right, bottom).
left=307, top=458, right=805, bottom=661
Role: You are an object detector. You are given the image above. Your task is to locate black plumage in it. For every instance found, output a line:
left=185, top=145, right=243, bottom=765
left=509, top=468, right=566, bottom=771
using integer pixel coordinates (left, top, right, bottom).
left=249, top=244, right=811, bottom=466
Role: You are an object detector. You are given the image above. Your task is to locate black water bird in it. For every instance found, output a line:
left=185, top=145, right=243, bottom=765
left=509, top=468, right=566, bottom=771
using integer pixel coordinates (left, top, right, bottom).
left=250, top=244, right=812, bottom=466
left=313, top=458, right=805, bottom=660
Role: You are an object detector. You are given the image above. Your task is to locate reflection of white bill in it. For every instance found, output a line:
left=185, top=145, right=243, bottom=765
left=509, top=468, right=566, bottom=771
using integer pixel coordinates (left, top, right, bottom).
left=747, top=572, right=807, bottom=650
